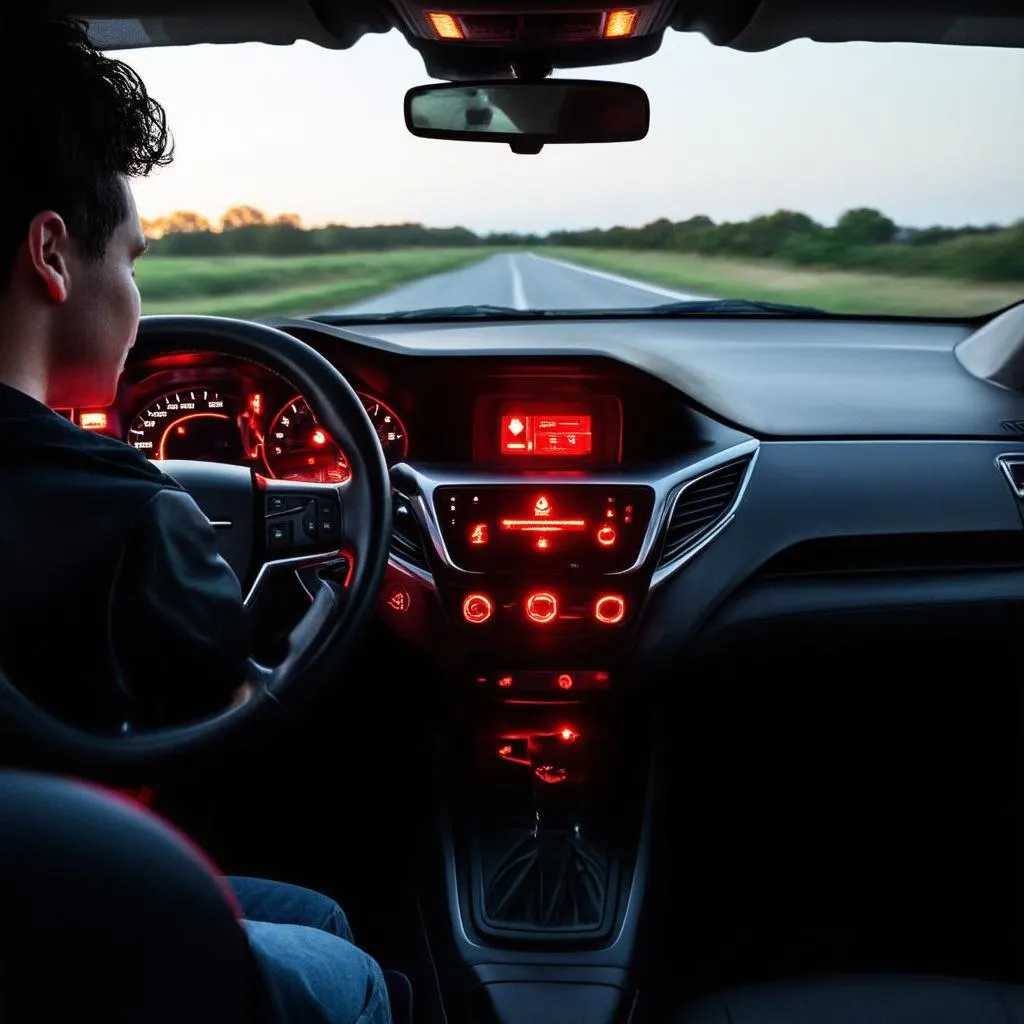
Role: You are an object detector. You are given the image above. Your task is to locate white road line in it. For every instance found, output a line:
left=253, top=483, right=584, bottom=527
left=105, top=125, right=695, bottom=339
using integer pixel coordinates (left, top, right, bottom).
left=524, top=252, right=709, bottom=302
left=508, top=253, right=529, bottom=309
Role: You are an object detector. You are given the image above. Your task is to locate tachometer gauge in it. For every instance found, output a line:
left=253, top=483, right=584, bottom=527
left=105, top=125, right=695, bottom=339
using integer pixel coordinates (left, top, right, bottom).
left=264, top=392, right=408, bottom=483
left=127, top=390, right=242, bottom=462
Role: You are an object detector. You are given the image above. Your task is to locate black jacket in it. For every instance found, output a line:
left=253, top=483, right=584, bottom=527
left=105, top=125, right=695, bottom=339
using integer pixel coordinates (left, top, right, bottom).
left=0, top=383, right=250, bottom=727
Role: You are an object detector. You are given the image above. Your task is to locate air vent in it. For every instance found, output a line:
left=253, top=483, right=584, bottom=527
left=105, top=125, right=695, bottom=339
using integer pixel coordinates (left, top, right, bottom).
left=997, top=456, right=1024, bottom=497
left=659, top=456, right=751, bottom=567
left=391, top=492, right=430, bottom=571
left=1001, top=420, right=1024, bottom=435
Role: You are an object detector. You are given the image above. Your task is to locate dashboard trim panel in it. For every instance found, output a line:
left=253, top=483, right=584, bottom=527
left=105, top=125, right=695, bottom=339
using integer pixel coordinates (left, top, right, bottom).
left=390, top=437, right=760, bottom=586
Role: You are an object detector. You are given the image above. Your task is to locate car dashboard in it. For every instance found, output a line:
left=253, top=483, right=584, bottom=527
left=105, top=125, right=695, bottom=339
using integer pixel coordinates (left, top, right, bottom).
left=75, top=312, right=1024, bottom=692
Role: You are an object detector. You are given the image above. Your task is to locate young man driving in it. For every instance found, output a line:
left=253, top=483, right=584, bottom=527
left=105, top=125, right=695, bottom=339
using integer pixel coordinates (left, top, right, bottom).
left=0, top=16, right=395, bottom=1024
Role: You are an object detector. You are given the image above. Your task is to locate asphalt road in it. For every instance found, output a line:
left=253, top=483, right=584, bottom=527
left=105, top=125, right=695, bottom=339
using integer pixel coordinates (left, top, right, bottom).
left=327, top=252, right=706, bottom=315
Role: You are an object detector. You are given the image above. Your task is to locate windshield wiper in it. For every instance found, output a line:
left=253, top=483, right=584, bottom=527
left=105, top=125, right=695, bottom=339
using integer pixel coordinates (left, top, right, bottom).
left=312, top=305, right=546, bottom=324
left=311, top=298, right=828, bottom=325
left=642, top=298, right=828, bottom=317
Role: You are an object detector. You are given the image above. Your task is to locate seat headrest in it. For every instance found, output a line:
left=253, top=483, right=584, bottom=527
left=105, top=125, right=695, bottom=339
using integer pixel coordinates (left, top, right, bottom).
left=0, top=770, right=266, bottom=1024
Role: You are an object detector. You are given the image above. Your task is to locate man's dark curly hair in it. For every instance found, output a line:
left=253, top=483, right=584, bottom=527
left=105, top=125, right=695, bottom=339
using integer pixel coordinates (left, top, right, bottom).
left=0, top=16, right=173, bottom=288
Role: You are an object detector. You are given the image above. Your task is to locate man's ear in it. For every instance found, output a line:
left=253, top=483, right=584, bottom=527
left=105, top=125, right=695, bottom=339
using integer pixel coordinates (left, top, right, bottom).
left=25, top=211, right=73, bottom=304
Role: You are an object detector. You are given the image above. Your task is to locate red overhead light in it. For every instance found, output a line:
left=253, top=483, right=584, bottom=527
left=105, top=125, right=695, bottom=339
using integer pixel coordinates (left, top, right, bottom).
left=603, top=9, right=638, bottom=37
left=426, top=12, right=464, bottom=38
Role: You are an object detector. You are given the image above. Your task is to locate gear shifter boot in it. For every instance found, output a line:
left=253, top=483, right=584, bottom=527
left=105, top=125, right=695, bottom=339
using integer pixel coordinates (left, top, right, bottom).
left=483, top=824, right=608, bottom=930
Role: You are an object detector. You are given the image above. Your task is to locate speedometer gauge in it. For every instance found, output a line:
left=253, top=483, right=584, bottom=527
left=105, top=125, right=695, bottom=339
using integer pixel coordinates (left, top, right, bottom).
left=127, top=390, right=242, bottom=462
left=264, top=392, right=408, bottom=483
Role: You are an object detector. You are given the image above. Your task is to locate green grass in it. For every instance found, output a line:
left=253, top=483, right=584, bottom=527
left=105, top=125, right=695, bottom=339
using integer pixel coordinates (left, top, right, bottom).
left=136, top=245, right=1024, bottom=319
left=543, top=247, right=1024, bottom=317
left=137, top=248, right=491, bottom=317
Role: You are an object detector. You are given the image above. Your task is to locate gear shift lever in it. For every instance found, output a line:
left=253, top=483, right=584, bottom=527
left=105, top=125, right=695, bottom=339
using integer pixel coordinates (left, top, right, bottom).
left=485, top=722, right=608, bottom=930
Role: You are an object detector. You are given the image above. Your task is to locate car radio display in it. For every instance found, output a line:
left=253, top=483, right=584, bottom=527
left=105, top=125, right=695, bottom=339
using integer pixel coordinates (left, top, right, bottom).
left=434, top=484, right=654, bottom=573
left=499, top=411, right=593, bottom=457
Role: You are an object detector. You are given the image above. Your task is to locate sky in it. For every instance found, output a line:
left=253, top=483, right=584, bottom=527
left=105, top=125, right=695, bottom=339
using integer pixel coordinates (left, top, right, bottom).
left=118, top=30, right=1024, bottom=234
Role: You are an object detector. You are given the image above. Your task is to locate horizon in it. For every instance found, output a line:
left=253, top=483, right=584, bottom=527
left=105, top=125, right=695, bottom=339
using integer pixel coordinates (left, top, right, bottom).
left=140, top=205, right=1022, bottom=236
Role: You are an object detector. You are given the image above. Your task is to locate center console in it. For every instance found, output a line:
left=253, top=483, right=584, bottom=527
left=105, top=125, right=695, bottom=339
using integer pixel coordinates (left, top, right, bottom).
left=372, top=378, right=757, bottom=1024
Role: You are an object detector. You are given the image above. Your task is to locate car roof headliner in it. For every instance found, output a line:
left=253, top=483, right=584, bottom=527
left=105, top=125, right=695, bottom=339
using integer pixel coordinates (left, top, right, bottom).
left=27, top=0, right=1024, bottom=79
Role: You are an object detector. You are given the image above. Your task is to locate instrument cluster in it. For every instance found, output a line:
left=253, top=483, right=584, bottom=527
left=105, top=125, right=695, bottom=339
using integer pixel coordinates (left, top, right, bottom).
left=71, top=364, right=411, bottom=483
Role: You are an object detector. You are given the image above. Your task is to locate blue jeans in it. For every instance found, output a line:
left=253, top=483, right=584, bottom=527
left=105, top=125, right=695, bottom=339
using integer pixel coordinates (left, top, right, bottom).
left=229, top=876, right=391, bottom=1024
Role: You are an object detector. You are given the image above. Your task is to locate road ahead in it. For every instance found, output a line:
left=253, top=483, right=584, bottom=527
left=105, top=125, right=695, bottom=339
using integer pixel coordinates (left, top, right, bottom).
left=327, top=252, right=705, bottom=315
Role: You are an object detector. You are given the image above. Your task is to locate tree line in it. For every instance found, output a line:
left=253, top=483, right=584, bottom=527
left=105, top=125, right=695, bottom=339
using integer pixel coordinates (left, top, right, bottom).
left=143, top=205, right=1024, bottom=282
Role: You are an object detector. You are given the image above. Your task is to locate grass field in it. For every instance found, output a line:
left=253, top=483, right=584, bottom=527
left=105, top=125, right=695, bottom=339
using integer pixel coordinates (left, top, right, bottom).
left=137, top=246, right=1024, bottom=319
left=544, top=247, right=1024, bottom=317
left=137, top=248, right=489, bottom=317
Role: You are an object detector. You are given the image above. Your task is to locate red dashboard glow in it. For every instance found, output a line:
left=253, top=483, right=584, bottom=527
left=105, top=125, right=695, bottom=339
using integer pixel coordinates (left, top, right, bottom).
left=500, top=494, right=587, bottom=537
left=500, top=412, right=593, bottom=456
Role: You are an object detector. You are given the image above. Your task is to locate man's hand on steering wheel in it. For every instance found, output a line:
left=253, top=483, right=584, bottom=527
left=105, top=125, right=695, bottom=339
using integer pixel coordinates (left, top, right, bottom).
left=0, top=316, right=392, bottom=771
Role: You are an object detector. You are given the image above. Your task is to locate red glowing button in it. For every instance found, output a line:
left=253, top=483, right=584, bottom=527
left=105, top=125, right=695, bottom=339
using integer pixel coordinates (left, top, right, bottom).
left=557, top=673, right=574, bottom=691
left=559, top=726, right=579, bottom=742
left=385, top=588, right=411, bottom=612
left=462, top=592, right=494, bottom=624
left=469, top=523, right=488, bottom=545
left=596, top=525, right=617, bottom=547
left=497, top=674, right=513, bottom=688
left=525, top=592, right=558, bottom=624
left=594, top=594, right=625, bottom=625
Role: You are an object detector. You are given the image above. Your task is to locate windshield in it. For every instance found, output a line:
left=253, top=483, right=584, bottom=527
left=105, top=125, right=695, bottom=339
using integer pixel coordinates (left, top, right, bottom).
left=123, top=33, right=1024, bottom=321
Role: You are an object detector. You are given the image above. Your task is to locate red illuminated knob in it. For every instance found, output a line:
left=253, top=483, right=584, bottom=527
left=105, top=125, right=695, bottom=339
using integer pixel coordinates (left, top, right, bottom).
left=594, top=594, right=625, bottom=625
left=462, top=592, right=494, bottom=624
left=525, top=591, right=558, bottom=624
left=596, top=525, right=617, bottom=547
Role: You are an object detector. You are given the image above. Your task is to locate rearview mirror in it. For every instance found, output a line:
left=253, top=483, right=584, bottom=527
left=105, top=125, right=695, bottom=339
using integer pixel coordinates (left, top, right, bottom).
left=404, top=80, right=649, bottom=153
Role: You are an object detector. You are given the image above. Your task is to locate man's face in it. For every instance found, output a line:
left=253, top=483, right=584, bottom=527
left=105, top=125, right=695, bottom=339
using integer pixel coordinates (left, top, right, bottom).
left=48, top=180, right=147, bottom=409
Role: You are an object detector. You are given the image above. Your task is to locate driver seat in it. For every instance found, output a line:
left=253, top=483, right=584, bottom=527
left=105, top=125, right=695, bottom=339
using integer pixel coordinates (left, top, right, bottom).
left=0, top=768, right=275, bottom=1023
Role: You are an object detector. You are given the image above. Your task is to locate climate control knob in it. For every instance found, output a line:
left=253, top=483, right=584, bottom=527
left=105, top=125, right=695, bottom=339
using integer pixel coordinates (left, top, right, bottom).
left=525, top=591, right=558, bottom=624
left=462, top=592, right=494, bottom=624
left=594, top=594, right=625, bottom=625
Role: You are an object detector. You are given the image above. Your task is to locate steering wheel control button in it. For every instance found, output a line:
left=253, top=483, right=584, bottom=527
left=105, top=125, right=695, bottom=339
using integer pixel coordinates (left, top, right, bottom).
left=302, top=501, right=319, bottom=539
left=268, top=521, right=292, bottom=550
left=525, top=591, right=558, bottom=624
left=594, top=594, right=626, bottom=625
left=462, top=592, right=494, bottom=624
left=318, top=497, right=340, bottom=539
left=265, top=493, right=309, bottom=516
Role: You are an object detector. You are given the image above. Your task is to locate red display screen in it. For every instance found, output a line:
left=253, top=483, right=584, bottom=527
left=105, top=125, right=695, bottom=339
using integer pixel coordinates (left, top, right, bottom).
left=435, top=485, right=654, bottom=573
left=499, top=411, right=593, bottom=457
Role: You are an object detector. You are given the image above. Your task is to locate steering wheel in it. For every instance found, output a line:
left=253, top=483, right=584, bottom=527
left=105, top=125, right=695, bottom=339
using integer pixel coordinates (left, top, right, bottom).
left=0, top=315, right=391, bottom=770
